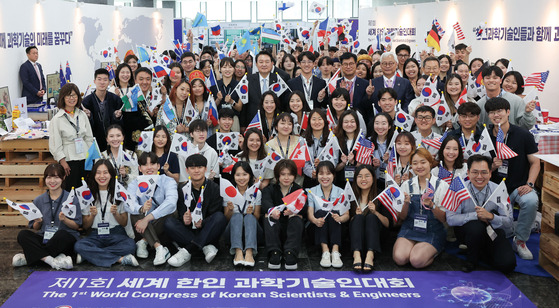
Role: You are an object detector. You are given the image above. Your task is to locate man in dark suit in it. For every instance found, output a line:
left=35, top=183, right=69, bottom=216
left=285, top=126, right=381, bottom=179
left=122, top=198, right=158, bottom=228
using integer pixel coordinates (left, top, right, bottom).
left=371, top=52, right=415, bottom=113
left=422, top=56, right=445, bottom=94
left=285, top=51, right=327, bottom=109
left=82, top=68, right=123, bottom=152
left=241, top=50, right=287, bottom=130
left=336, top=52, right=375, bottom=121
left=19, top=46, right=46, bottom=104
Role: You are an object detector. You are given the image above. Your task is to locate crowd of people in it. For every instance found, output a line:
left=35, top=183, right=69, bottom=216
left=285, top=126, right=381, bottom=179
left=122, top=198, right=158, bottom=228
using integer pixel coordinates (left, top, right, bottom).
left=12, top=37, right=541, bottom=274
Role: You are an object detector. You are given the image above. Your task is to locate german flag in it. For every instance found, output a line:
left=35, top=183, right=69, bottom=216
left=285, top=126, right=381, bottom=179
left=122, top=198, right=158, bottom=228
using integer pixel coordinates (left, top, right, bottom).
left=426, top=24, right=441, bottom=52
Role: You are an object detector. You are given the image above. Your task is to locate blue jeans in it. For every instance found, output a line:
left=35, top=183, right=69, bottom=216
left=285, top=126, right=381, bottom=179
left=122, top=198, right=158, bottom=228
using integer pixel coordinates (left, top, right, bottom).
left=74, top=226, right=135, bottom=268
left=230, top=213, right=258, bottom=255
left=510, top=188, right=539, bottom=242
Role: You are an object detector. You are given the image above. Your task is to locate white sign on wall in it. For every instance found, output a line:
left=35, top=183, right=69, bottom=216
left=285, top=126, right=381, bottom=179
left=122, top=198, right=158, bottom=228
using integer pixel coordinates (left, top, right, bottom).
left=359, top=0, right=559, bottom=115
left=0, top=0, right=173, bottom=108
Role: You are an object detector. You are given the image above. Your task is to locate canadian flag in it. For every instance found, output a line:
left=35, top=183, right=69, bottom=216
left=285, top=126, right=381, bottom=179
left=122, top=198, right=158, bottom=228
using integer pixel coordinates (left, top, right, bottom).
left=282, top=189, right=307, bottom=214
left=289, top=138, right=312, bottom=174
left=328, top=68, right=341, bottom=94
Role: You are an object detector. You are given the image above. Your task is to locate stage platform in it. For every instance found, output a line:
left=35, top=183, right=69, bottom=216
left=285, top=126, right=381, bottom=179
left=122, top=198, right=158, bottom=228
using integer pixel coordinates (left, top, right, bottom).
left=1, top=227, right=558, bottom=307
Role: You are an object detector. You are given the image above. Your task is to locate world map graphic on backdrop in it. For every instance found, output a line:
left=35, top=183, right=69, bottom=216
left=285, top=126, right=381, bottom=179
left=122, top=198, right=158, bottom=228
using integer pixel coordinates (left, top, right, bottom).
left=79, top=15, right=164, bottom=68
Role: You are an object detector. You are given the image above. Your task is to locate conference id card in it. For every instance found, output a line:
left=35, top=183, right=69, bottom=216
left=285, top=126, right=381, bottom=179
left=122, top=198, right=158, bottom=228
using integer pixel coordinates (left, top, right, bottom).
left=344, top=166, right=356, bottom=182
left=413, top=214, right=428, bottom=233
left=43, top=226, right=58, bottom=244
left=74, top=137, right=85, bottom=154
left=498, top=160, right=508, bottom=177
left=97, top=222, right=110, bottom=237
left=486, top=225, right=497, bottom=241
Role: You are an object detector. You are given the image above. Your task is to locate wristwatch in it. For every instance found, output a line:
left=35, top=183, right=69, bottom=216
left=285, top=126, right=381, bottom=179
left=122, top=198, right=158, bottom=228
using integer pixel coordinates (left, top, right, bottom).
left=527, top=182, right=534, bottom=188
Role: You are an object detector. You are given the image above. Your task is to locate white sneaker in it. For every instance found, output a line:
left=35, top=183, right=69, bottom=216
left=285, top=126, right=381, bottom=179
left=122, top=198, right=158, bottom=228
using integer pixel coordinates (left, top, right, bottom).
left=121, top=254, right=139, bottom=267
left=55, top=256, right=73, bottom=270
left=168, top=248, right=191, bottom=267
left=136, top=240, right=149, bottom=259
left=12, top=253, right=27, bottom=267
left=513, top=237, right=534, bottom=260
left=76, top=254, right=83, bottom=264
left=320, top=252, right=331, bottom=268
left=331, top=251, right=343, bottom=268
left=202, top=245, right=218, bottom=263
left=153, top=246, right=170, bottom=266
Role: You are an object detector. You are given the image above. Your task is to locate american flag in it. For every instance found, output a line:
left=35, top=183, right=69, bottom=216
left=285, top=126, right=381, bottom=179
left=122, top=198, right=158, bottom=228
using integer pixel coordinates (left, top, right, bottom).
left=524, top=71, right=549, bottom=92
left=246, top=110, right=263, bottom=131
left=433, top=18, right=445, bottom=37
left=441, top=176, right=471, bottom=212
left=421, top=181, right=435, bottom=207
left=453, top=22, right=465, bottom=40
left=352, top=131, right=375, bottom=165
left=377, top=185, right=404, bottom=222
left=437, top=164, right=453, bottom=184
left=387, top=145, right=397, bottom=178
left=496, top=124, right=518, bottom=159
left=422, top=129, right=449, bottom=151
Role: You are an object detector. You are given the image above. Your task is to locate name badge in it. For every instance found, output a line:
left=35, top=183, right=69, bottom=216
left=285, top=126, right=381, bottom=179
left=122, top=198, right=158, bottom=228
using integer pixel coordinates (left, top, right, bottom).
left=413, top=214, right=428, bottom=233
left=97, top=222, right=110, bottom=237
left=74, top=137, right=85, bottom=154
left=43, top=226, right=58, bottom=244
left=307, top=100, right=314, bottom=109
left=344, top=166, right=356, bottom=182
left=486, top=225, right=497, bottom=241
left=498, top=160, right=508, bottom=177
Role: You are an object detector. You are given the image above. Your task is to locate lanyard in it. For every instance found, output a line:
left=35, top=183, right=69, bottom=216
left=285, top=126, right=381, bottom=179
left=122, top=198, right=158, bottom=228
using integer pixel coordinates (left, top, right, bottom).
left=302, top=77, right=313, bottom=102
left=48, top=193, right=64, bottom=225
left=176, top=103, right=186, bottom=125
left=109, top=150, right=119, bottom=168
left=98, top=192, right=111, bottom=222
left=93, top=93, right=108, bottom=132
left=277, top=136, right=291, bottom=158
left=320, top=186, right=332, bottom=201
left=63, top=113, right=80, bottom=134
left=312, top=135, right=321, bottom=160
left=468, top=182, right=490, bottom=207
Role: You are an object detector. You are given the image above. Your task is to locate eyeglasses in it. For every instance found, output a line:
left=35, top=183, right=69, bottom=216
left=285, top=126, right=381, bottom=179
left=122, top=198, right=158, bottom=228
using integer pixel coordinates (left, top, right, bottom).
left=470, top=170, right=490, bottom=176
left=381, top=62, right=396, bottom=67
left=67, top=94, right=78, bottom=99
left=459, top=114, right=478, bottom=119
left=341, top=62, right=356, bottom=67
left=416, top=116, right=433, bottom=121
left=397, top=54, right=410, bottom=59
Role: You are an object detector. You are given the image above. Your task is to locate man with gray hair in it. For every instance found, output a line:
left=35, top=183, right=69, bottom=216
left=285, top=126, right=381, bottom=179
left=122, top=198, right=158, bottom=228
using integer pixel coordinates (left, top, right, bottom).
left=370, top=51, right=415, bottom=113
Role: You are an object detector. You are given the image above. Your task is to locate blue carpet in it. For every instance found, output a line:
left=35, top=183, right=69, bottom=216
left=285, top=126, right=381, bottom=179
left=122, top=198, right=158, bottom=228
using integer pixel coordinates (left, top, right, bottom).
left=445, top=232, right=552, bottom=277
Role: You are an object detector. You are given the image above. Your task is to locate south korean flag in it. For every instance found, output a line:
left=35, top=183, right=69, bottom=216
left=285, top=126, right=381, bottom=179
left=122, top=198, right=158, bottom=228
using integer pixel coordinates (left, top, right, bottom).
left=217, top=132, right=239, bottom=150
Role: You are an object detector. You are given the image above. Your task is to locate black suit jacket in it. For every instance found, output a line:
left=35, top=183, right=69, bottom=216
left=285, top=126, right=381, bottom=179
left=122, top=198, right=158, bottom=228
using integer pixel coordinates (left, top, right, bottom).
left=19, top=60, right=46, bottom=104
left=241, top=72, right=280, bottom=128
left=371, top=76, right=415, bottom=113
left=286, top=75, right=327, bottom=109
left=336, top=77, right=373, bottom=121
left=82, top=91, right=123, bottom=152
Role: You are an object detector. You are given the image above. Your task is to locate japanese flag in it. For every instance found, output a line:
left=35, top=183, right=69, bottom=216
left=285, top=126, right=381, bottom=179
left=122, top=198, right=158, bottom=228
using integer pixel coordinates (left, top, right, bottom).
left=220, top=177, right=245, bottom=207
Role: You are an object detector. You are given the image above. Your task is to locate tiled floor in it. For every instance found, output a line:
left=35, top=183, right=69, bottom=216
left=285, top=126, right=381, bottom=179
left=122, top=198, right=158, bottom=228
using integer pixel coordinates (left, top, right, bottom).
left=2, top=226, right=559, bottom=307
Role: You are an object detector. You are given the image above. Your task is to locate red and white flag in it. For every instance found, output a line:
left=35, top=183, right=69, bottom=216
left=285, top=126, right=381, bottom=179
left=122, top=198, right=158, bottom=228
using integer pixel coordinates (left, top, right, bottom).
left=289, top=138, right=312, bottom=174
left=328, top=68, right=341, bottom=94
left=496, top=124, right=518, bottom=159
left=524, top=71, right=549, bottom=92
left=453, top=22, right=465, bottom=40
left=220, top=177, right=245, bottom=207
left=283, top=189, right=307, bottom=214
left=307, top=189, right=335, bottom=213
left=326, top=106, right=337, bottom=129
left=454, top=86, right=468, bottom=109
